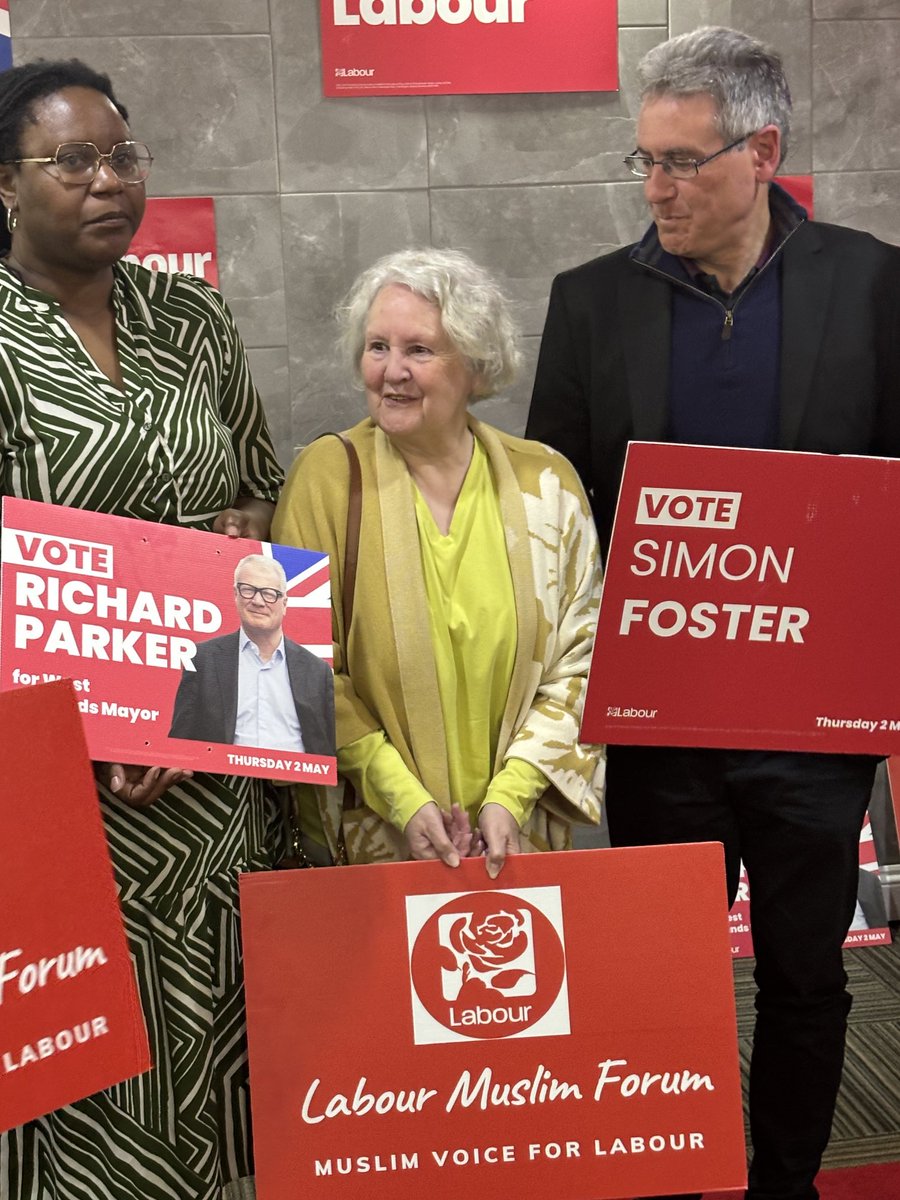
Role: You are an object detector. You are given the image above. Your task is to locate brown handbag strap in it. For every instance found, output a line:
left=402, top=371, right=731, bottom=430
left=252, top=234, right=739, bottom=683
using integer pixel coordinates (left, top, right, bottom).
left=324, top=432, right=362, bottom=637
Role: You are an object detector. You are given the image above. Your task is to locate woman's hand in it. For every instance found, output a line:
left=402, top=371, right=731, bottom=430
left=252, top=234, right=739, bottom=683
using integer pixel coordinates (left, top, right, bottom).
left=441, top=802, right=484, bottom=857
left=478, top=802, right=521, bottom=879
left=404, top=801, right=461, bottom=868
left=95, top=762, right=192, bottom=809
left=213, top=498, right=276, bottom=540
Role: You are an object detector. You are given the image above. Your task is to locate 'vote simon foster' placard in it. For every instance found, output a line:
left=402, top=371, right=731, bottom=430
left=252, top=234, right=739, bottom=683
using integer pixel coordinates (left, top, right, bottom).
left=0, top=681, right=151, bottom=1132
left=240, top=847, right=746, bottom=1199
left=0, top=498, right=336, bottom=784
left=582, top=443, right=900, bottom=754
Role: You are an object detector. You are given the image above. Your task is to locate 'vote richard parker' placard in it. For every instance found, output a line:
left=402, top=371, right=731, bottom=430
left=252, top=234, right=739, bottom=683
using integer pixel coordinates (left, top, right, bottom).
left=0, top=498, right=336, bottom=784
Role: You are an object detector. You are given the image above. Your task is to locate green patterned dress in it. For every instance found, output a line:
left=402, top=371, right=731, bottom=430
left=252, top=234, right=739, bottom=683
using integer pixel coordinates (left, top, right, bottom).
left=0, top=260, right=285, bottom=1200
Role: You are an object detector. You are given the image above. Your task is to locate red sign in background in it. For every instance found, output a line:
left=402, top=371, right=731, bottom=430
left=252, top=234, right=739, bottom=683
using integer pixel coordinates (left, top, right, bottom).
left=0, top=498, right=336, bottom=784
left=0, top=682, right=150, bottom=1133
left=779, top=175, right=813, bottom=216
left=582, top=443, right=900, bottom=755
left=727, top=813, right=891, bottom=959
left=890, top=760, right=900, bottom=847
left=241, top=846, right=746, bottom=1200
left=320, top=0, right=618, bottom=97
left=125, top=196, right=219, bottom=287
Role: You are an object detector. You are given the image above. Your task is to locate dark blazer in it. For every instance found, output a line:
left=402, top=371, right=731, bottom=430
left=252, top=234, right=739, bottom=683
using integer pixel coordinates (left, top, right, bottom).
left=168, top=630, right=335, bottom=755
left=527, top=217, right=900, bottom=558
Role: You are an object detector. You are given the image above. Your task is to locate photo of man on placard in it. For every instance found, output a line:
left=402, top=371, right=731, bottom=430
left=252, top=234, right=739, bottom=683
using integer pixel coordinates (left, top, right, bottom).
left=169, top=553, right=335, bottom=755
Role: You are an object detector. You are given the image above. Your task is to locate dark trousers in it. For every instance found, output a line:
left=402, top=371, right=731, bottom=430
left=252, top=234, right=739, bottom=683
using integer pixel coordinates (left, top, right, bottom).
left=606, top=745, right=876, bottom=1200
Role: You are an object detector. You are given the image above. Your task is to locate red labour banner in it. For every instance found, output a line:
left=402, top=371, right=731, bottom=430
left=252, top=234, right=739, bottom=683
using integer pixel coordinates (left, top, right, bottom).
left=241, top=846, right=746, bottom=1199
left=0, top=681, right=150, bottom=1133
left=125, top=196, right=219, bottom=287
left=0, top=498, right=336, bottom=784
left=582, top=443, right=900, bottom=754
left=320, top=0, right=618, bottom=97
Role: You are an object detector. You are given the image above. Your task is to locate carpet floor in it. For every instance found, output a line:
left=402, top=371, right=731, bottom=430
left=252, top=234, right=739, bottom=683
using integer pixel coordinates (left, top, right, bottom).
left=729, top=933, right=900, bottom=1171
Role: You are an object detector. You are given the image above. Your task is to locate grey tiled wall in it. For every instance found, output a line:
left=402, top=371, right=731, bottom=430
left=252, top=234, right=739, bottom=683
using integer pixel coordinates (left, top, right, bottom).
left=10, top=0, right=899, bottom=465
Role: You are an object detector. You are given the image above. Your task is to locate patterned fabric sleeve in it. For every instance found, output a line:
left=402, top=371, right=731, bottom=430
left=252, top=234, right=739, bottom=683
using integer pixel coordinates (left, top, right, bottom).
left=504, top=456, right=605, bottom=818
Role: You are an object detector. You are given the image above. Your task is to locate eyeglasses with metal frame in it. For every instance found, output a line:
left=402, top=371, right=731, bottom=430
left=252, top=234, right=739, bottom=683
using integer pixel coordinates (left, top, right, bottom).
left=2, top=141, right=154, bottom=185
left=235, top=582, right=284, bottom=604
left=623, top=133, right=754, bottom=180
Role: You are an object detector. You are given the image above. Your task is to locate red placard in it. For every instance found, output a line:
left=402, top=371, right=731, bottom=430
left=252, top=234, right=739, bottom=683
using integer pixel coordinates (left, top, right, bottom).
left=0, top=498, right=336, bottom=784
left=124, top=196, right=219, bottom=287
left=582, top=443, right=900, bottom=754
left=727, top=813, right=891, bottom=959
left=0, top=681, right=150, bottom=1132
left=320, top=0, right=618, bottom=97
left=241, top=846, right=746, bottom=1199
left=890, top=758, right=900, bottom=838
left=779, top=175, right=813, bottom=217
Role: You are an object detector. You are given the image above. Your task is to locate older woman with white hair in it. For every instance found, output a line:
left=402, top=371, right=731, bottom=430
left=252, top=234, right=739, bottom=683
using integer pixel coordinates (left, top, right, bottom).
left=273, top=248, right=603, bottom=875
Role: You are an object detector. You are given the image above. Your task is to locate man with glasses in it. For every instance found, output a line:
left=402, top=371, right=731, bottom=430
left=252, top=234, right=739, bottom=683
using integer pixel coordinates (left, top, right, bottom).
left=169, top=553, right=335, bottom=756
left=527, top=24, right=900, bottom=1200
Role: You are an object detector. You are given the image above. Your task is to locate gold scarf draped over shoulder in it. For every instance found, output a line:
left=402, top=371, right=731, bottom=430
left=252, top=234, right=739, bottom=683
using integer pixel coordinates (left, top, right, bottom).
left=272, top=416, right=605, bottom=863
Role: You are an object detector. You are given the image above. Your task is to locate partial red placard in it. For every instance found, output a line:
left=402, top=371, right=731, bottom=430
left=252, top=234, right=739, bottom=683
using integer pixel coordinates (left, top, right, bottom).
left=779, top=175, right=813, bottom=217
left=0, top=681, right=150, bottom=1132
left=0, top=498, right=336, bottom=784
left=125, top=196, right=219, bottom=287
left=241, top=846, right=746, bottom=1199
left=582, top=443, right=900, bottom=754
left=890, top=759, right=900, bottom=846
left=728, top=813, right=891, bottom=959
left=320, top=0, right=618, bottom=97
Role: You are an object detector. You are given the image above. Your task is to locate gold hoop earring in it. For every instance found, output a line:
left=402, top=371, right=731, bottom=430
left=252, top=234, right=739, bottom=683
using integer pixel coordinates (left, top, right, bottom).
left=6, top=206, right=18, bottom=234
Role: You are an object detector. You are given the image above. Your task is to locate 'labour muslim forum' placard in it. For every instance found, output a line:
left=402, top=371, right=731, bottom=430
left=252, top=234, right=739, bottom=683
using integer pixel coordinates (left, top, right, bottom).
left=0, top=682, right=150, bottom=1132
left=241, top=846, right=746, bottom=1199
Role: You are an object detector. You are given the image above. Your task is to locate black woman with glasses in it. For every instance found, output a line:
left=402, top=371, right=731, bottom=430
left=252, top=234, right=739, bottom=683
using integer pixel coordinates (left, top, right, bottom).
left=0, top=60, right=284, bottom=1200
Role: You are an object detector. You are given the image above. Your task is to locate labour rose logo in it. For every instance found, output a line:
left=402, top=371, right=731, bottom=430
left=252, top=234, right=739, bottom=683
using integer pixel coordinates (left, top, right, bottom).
left=405, top=887, right=569, bottom=1045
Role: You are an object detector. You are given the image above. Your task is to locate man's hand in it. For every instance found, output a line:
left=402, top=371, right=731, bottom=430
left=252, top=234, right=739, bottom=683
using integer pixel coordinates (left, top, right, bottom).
left=213, top=499, right=275, bottom=540
left=95, top=762, right=192, bottom=809
left=405, top=802, right=461, bottom=868
left=478, top=802, right=521, bottom=879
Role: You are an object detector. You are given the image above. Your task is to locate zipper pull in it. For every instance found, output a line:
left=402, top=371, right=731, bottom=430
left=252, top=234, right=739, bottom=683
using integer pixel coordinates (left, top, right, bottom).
left=722, top=309, right=734, bottom=341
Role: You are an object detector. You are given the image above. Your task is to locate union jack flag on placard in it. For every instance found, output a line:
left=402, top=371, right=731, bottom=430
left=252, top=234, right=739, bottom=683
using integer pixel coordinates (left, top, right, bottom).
left=268, top=542, right=333, bottom=663
left=0, top=1, right=11, bottom=73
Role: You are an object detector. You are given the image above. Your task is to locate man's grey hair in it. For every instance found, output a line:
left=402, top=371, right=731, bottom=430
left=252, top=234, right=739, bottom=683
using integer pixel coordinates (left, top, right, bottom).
left=637, top=26, right=792, bottom=166
left=337, top=247, right=521, bottom=400
left=234, top=553, right=287, bottom=591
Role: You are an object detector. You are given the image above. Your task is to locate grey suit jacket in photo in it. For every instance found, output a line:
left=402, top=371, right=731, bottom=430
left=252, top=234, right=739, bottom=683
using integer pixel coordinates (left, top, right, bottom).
left=168, top=629, right=336, bottom=756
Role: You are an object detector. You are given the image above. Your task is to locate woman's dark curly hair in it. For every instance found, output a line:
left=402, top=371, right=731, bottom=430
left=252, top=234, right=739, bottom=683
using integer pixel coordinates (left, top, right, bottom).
left=0, top=59, right=129, bottom=251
